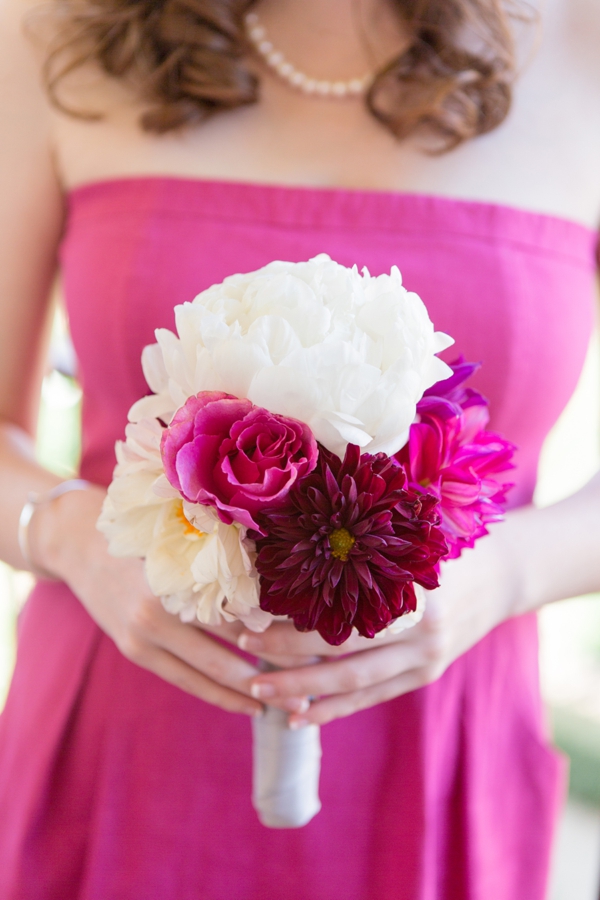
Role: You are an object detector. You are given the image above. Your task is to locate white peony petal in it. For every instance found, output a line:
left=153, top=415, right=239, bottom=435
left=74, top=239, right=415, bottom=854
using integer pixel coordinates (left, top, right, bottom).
left=247, top=314, right=303, bottom=364
left=141, top=343, right=169, bottom=395
left=145, top=530, right=199, bottom=596
left=362, top=428, right=410, bottom=457
left=248, top=365, right=322, bottom=424
left=128, top=393, right=175, bottom=424
left=433, top=331, right=455, bottom=354
left=167, top=377, right=189, bottom=411
left=156, top=328, right=196, bottom=397
left=235, top=604, right=273, bottom=633
left=317, top=411, right=372, bottom=448
left=152, top=474, right=181, bottom=500
left=106, top=474, right=160, bottom=516
left=182, top=501, right=220, bottom=534
left=423, top=355, right=455, bottom=391
left=193, top=346, right=224, bottom=394
left=192, top=581, right=232, bottom=626
left=211, top=338, right=271, bottom=399
left=98, top=503, right=161, bottom=557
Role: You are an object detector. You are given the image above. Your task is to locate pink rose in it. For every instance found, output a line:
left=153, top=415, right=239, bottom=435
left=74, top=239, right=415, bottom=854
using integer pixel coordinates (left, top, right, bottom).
left=160, top=391, right=318, bottom=531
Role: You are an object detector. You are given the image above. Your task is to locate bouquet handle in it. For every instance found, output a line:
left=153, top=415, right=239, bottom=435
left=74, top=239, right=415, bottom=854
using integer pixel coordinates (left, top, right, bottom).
left=251, top=664, right=322, bottom=829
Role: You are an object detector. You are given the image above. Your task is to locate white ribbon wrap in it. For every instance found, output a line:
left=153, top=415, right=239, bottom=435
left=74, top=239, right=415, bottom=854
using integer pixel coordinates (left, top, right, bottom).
left=250, top=588, right=426, bottom=829
left=252, top=705, right=322, bottom=829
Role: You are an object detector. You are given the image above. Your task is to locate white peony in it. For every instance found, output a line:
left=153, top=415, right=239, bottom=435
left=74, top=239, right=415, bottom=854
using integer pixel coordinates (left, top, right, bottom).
left=97, top=418, right=272, bottom=631
left=131, top=254, right=454, bottom=457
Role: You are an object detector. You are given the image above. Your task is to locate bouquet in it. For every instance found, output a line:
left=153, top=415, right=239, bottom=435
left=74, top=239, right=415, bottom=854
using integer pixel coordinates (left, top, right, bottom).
left=98, top=254, right=514, bottom=828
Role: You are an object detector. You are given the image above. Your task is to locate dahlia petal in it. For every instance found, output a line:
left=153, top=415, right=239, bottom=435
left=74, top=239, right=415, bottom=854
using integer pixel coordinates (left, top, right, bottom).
left=344, top=565, right=360, bottom=603
left=291, top=539, right=318, bottom=553
left=328, top=558, right=344, bottom=587
left=321, top=579, right=335, bottom=608
left=277, top=553, right=305, bottom=570
left=307, top=486, right=333, bottom=516
left=340, top=582, right=358, bottom=619
left=354, top=562, right=374, bottom=590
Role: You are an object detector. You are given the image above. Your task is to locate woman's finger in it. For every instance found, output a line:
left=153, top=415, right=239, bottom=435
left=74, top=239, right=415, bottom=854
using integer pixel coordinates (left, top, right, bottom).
left=252, top=651, right=323, bottom=669
left=198, top=621, right=328, bottom=667
left=249, top=638, right=431, bottom=702
left=151, top=611, right=314, bottom=714
left=237, top=620, right=403, bottom=658
left=126, top=642, right=264, bottom=717
left=288, top=668, right=429, bottom=727
left=202, top=620, right=324, bottom=668
left=127, top=598, right=262, bottom=693
left=153, top=611, right=262, bottom=693
left=195, top=619, right=246, bottom=644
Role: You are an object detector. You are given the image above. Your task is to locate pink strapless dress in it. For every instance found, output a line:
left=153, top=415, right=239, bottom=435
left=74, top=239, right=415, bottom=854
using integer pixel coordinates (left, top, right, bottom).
left=0, top=179, right=597, bottom=900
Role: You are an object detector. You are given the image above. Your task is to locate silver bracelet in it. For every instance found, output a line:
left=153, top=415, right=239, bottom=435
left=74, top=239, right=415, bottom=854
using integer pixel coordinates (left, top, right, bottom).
left=18, top=479, right=93, bottom=580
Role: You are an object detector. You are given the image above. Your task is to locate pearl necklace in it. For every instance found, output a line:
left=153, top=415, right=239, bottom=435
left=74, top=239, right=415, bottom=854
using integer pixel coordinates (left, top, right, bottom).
left=245, top=12, right=374, bottom=98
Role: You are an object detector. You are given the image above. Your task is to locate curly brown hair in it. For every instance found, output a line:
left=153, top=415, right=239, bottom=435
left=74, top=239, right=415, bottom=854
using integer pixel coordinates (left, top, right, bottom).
left=43, top=0, right=528, bottom=151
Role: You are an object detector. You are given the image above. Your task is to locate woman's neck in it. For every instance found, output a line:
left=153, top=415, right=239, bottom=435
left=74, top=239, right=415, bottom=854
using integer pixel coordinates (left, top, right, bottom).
left=248, top=0, right=408, bottom=80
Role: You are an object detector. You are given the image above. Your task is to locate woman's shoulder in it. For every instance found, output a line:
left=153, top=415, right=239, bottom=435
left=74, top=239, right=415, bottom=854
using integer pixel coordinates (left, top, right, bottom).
left=0, top=0, right=57, bottom=162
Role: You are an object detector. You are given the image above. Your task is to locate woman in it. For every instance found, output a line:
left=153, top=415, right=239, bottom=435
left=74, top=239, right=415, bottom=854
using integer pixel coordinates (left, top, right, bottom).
left=1, top=0, right=599, bottom=896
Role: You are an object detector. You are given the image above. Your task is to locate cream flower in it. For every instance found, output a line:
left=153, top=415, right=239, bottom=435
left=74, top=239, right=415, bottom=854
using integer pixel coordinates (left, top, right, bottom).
left=97, top=419, right=272, bottom=632
left=131, top=254, right=454, bottom=457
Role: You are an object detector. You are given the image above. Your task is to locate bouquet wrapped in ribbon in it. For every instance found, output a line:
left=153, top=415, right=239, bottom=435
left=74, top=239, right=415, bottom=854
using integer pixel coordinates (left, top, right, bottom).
left=98, top=254, right=515, bottom=828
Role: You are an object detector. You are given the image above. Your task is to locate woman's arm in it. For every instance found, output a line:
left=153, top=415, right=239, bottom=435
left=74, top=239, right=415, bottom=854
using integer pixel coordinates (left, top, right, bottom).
left=0, top=0, right=67, bottom=568
left=240, top=471, right=600, bottom=726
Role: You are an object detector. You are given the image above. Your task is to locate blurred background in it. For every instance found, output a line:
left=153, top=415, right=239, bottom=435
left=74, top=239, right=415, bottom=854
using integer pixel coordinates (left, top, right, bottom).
left=1, top=298, right=599, bottom=899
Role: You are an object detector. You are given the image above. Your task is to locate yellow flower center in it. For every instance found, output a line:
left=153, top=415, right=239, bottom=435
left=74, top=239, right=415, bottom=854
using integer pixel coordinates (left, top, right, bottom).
left=329, top=527, right=355, bottom=562
left=175, top=501, right=205, bottom=538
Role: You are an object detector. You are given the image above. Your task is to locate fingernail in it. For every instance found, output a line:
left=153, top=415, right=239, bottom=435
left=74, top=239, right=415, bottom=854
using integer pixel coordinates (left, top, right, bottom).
left=251, top=682, right=276, bottom=699
left=238, top=634, right=263, bottom=652
left=288, top=717, right=309, bottom=730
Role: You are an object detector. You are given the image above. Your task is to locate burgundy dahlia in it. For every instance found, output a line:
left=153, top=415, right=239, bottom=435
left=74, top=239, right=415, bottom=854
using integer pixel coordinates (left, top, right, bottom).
left=396, top=359, right=516, bottom=558
left=254, top=444, right=447, bottom=645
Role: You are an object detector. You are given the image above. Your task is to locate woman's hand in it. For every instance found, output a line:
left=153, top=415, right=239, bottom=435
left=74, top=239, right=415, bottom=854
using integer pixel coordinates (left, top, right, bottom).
left=238, top=522, right=519, bottom=727
left=30, top=485, right=282, bottom=718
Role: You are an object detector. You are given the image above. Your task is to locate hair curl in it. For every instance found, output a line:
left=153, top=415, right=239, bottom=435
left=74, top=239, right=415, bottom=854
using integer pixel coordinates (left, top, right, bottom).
left=43, top=0, right=528, bottom=150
